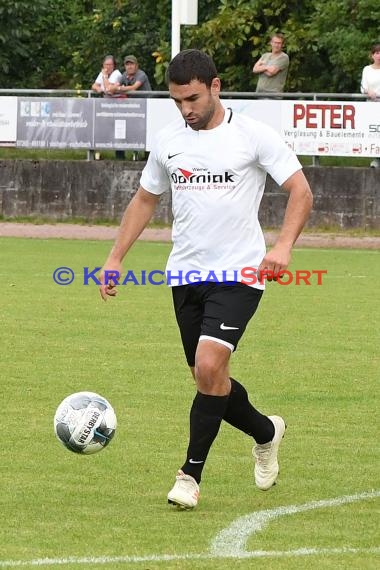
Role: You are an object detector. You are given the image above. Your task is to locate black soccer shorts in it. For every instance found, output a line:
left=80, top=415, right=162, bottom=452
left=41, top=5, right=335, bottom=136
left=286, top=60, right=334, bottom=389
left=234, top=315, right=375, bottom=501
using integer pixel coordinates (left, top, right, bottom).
left=172, top=281, right=263, bottom=367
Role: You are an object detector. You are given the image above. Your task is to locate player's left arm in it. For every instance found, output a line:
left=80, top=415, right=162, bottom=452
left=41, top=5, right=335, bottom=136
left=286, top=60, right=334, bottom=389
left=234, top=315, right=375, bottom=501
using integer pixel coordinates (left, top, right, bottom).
left=258, top=170, right=313, bottom=278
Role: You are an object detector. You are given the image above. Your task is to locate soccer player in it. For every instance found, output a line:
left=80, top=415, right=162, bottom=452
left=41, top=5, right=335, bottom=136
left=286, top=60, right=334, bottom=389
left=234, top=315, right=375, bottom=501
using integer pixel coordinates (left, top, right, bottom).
left=99, top=49, right=313, bottom=509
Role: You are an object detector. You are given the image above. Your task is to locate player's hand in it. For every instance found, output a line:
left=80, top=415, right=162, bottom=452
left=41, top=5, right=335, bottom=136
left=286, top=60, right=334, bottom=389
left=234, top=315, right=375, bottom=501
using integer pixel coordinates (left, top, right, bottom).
left=99, top=261, right=122, bottom=301
left=258, top=245, right=291, bottom=282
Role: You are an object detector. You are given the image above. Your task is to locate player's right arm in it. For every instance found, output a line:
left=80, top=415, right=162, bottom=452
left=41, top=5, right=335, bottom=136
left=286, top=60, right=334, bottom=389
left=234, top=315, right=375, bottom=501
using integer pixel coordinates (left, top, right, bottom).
left=99, top=186, right=160, bottom=300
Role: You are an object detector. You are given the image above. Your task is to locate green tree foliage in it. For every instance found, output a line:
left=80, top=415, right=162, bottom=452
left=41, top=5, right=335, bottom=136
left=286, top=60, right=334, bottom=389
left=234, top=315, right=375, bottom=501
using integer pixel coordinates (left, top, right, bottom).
left=0, top=0, right=379, bottom=92
left=180, top=0, right=379, bottom=92
left=0, top=0, right=72, bottom=88
left=182, top=0, right=316, bottom=91
left=308, top=0, right=380, bottom=92
left=0, top=0, right=168, bottom=89
left=152, top=0, right=219, bottom=87
left=60, top=0, right=169, bottom=89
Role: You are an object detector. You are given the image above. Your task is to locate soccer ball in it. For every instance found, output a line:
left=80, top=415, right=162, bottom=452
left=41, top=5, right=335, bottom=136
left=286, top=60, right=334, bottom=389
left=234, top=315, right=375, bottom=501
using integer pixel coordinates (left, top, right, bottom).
left=54, top=391, right=117, bottom=454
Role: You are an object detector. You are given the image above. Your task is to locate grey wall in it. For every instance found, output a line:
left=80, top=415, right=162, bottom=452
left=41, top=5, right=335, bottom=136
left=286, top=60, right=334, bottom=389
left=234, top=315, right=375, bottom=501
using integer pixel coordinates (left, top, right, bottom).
left=0, top=160, right=379, bottom=229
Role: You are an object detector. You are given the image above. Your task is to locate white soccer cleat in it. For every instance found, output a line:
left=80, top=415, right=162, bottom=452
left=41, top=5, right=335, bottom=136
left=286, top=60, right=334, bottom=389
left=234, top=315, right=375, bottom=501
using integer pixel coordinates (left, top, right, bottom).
left=167, top=470, right=200, bottom=509
left=253, top=415, right=286, bottom=491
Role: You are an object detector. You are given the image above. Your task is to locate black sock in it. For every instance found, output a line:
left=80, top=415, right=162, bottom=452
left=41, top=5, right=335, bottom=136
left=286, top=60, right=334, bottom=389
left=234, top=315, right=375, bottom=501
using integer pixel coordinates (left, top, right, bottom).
left=223, top=378, right=275, bottom=444
left=181, top=391, right=229, bottom=483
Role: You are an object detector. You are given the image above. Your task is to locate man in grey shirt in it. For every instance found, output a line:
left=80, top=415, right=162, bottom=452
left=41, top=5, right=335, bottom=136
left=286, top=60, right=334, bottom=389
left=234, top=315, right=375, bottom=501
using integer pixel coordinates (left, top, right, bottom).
left=253, top=33, right=289, bottom=93
left=110, top=55, right=152, bottom=95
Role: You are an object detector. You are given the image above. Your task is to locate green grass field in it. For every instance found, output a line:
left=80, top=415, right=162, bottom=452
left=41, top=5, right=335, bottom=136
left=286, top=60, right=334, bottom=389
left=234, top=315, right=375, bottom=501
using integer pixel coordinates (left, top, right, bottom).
left=0, top=238, right=379, bottom=570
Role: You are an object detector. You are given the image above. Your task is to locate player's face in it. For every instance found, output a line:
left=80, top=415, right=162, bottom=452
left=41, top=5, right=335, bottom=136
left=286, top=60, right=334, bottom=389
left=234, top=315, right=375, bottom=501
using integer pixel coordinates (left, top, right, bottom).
left=169, top=79, right=221, bottom=130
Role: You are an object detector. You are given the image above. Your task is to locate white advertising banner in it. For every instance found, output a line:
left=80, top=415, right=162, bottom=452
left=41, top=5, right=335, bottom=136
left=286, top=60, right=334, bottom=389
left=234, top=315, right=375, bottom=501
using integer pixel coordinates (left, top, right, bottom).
left=281, top=100, right=380, bottom=157
left=2, top=95, right=380, bottom=157
left=146, top=99, right=179, bottom=150
left=146, top=98, right=281, bottom=150
left=147, top=99, right=380, bottom=158
left=223, top=98, right=281, bottom=132
left=0, top=96, right=17, bottom=145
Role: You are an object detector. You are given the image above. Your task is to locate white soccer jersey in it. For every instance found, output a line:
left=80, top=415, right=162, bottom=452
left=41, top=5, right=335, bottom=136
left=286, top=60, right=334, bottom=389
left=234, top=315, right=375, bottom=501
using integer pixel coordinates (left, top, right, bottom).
left=140, top=107, right=302, bottom=289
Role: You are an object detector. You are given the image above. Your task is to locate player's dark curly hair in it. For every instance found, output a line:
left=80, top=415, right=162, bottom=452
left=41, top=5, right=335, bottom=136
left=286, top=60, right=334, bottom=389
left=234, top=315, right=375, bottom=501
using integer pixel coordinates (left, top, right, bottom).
left=166, top=49, right=217, bottom=87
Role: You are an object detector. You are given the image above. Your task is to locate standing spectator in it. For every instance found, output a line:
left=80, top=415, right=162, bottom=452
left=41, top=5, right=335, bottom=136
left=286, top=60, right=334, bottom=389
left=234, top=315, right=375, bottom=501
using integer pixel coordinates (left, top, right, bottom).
left=253, top=33, right=289, bottom=94
left=110, top=55, right=152, bottom=95
left=361, top=42, right=380, bottom=167
left=91, top=55, right=123, bottom=98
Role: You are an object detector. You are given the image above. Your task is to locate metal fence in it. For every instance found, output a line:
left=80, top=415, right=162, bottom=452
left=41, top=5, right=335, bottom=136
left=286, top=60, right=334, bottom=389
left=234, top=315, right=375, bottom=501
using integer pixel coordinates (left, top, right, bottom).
left=0, top=88, right=371, bottom=101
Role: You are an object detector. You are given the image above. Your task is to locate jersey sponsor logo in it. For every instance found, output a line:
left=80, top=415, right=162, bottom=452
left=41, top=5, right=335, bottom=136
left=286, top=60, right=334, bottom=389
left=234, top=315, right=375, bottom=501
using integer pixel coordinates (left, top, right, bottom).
left=220, top=323, right=239, bottom=330
left=171, top=168, right=235, bottom=184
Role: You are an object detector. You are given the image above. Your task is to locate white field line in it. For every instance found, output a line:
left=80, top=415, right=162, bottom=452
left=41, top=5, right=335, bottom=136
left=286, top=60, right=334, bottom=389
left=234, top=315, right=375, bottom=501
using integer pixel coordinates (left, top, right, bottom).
left=0, top=490, right=379, bottom=568
left=211, top=489, right=380, bottom=557
left=0, top=548, right=380, bottom=567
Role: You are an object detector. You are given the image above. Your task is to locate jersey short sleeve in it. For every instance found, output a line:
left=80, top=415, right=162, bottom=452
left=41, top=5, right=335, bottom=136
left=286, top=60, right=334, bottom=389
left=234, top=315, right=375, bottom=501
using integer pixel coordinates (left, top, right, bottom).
left=140, top=130, right=173, bottom=195
left=253, top=121, right=301, bottom=186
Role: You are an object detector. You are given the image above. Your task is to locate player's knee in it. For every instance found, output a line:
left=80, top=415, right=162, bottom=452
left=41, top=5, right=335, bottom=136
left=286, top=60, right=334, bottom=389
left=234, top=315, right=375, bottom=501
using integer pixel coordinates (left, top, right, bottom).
left=194, top=356, right=227, bottom=392
left=194, top=340, right=231, bottom=391
left=194, top=358, right=218, bottom=384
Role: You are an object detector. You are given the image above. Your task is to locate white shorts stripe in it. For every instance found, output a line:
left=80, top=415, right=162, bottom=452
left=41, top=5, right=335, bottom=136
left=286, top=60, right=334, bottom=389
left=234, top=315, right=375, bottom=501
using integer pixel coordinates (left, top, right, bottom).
left=199, top=335, right=234, bottom=352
